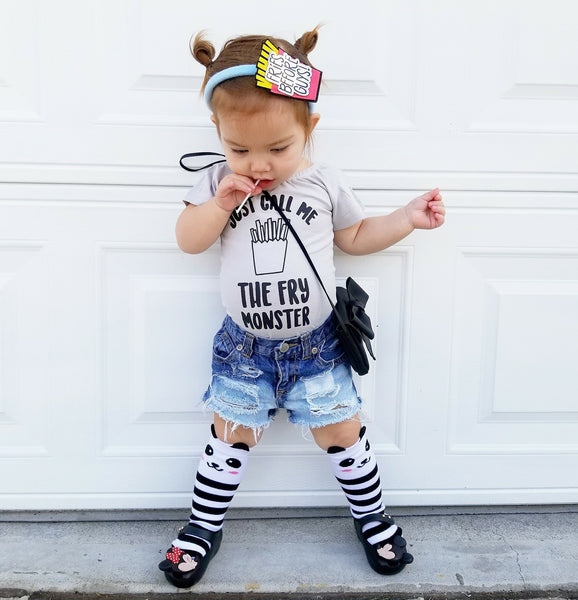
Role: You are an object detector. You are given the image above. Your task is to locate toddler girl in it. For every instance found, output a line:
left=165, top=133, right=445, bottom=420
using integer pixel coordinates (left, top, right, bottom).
left=158, top=27, right=445, bottom=588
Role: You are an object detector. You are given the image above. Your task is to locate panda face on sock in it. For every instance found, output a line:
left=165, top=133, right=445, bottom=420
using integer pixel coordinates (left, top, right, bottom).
left=203, top=443, right=243, bottom=475
left=338, top=439, right=372, bottom=472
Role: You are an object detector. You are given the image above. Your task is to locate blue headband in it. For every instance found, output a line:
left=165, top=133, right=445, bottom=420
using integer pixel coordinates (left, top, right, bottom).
left=203, top=64, right=257, bottom=108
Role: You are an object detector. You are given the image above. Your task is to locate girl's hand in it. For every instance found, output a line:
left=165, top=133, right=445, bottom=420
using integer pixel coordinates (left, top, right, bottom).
left=213, top=174, right=262, bottom=212
left=404, top=188, right=445, bottom=230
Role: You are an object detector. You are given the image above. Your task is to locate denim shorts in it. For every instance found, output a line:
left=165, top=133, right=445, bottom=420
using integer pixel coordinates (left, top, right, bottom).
left=202, top=313, right=361, bottom=430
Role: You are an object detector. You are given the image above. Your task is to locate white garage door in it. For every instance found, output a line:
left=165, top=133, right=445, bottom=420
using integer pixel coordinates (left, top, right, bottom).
left=1, top=1, right=577, bottom=510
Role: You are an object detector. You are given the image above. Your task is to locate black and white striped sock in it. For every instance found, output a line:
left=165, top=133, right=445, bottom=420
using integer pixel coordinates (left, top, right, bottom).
left=172, top=425, right=249, bottom=559
left=327, top=426, right=398, bottom=547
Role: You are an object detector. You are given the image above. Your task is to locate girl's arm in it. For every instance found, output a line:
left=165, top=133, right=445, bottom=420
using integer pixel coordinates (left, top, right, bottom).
left=175, top=199, right=231, bottom=254
left=176, top=173, right=262, bottom=254
left=334, top=189, right=445, bottom=256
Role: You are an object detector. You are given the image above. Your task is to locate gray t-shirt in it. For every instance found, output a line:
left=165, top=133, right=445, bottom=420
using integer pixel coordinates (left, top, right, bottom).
left=184, top=162, right=365, bottom=339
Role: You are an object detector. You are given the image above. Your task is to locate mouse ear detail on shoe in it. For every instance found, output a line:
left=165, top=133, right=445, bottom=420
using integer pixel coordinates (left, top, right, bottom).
left=159, top=546, right=199, bottom=574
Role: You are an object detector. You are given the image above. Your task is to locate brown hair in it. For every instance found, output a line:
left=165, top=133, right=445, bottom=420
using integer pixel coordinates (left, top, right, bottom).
left=191, top=28, right=321, bottom=139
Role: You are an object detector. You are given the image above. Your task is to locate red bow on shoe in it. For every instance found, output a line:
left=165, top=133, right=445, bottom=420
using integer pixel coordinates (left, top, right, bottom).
left=166, top=546, right=184, bottom=564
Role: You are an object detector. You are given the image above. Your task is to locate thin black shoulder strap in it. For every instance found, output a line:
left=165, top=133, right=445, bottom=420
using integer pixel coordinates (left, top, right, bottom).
left=179, top=152, right=226, bottom=172
left=264, top=190, right=336, bottom=312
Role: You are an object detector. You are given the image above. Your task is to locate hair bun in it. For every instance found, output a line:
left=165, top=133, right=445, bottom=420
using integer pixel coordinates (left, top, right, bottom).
left=294, top=25, right=320, bottom=56
left=190, top=31, right=215, bottom=67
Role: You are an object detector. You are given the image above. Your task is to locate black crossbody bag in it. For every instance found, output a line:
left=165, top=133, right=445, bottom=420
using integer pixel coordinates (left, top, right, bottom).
left=264, top=190, right=376, bottom=376
left=178, top=152, right=376, bottom=375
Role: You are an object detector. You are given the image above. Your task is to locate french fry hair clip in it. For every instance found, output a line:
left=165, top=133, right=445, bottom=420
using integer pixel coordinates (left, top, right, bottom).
left=256, top=40, right=322, bottom=103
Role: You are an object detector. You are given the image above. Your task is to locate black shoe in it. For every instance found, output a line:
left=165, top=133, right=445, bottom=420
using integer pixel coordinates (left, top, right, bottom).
left=354, top=513, right=414, bottom=575
left=158, top=524, right=223, bottom=588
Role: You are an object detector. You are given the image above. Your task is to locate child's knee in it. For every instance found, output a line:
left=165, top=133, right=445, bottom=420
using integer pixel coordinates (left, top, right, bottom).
left=213, top=413, right=263, bottom=448
left=311, top=417, right=361, bottom=451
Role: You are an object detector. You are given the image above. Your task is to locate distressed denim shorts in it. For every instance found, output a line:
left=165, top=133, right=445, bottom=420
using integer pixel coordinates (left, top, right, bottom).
left=202, top=314, right=361, bottom=430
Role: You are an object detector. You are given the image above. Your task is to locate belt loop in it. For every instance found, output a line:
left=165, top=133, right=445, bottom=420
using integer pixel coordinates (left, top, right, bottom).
left=242, top=332, right=254, bottom=358
left=301, top=331, right=312, bottom=360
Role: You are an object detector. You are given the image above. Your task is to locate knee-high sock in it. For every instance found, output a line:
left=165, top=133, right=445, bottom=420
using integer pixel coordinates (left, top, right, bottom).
left=172, top=425, right=249, bottom=558
left=327, top=426, right=398, bottom=547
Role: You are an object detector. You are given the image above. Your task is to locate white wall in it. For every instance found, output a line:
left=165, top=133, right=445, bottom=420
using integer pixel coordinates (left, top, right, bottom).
left=0, top=0, right=577, bottom=510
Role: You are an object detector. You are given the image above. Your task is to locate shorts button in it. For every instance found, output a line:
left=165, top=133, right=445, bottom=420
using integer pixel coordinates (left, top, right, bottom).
left=236, top=344, right=243, bottom=351
left=311, top=347, right=318, bottom=355
left=279, top=342, right=290, bottom=353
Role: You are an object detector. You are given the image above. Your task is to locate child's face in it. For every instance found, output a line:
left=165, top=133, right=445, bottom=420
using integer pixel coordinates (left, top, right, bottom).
left=213, top=100, right=319, bottom=191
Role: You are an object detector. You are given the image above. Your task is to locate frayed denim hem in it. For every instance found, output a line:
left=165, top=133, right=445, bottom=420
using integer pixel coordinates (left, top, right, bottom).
left=203, top=396, right=272, bottom=445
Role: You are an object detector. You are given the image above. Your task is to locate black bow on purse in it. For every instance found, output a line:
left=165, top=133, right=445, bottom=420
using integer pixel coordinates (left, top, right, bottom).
left=265, top=191, right=376, bottom=375
left=333, top=277, right=376, bottom=375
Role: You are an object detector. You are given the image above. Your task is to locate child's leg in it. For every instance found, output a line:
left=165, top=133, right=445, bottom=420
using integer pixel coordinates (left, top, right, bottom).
left=159, top=416, right=261, bottom=587
left=311, top=417, right=413, bottom=574
left=186, top=415, right=259, bottom=539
